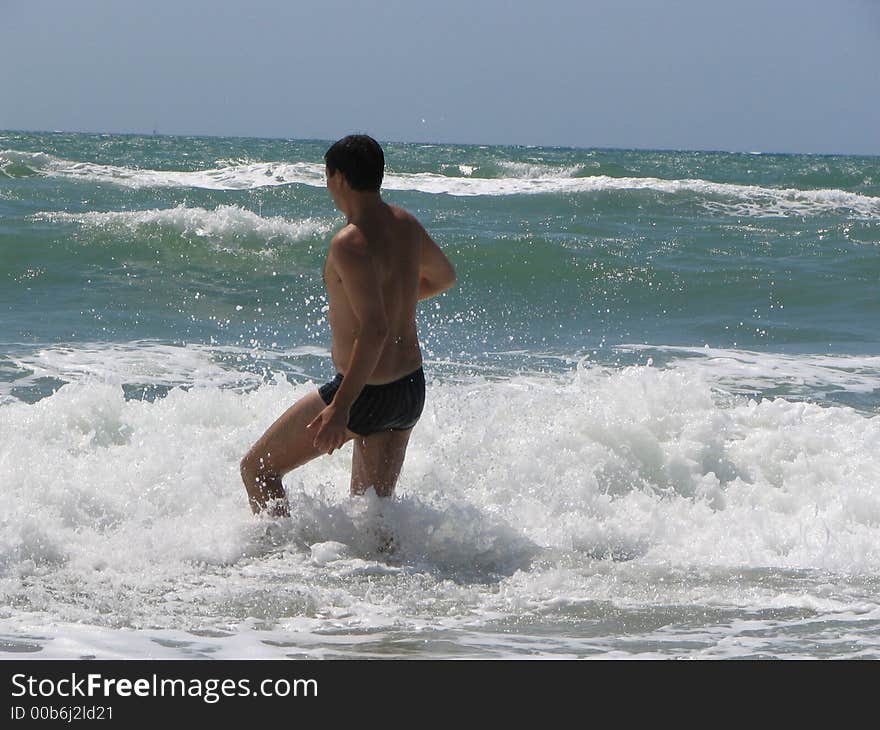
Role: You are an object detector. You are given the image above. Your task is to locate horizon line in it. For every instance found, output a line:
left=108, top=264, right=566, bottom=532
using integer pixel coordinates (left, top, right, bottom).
left=2, top=127, right=879, bottom=159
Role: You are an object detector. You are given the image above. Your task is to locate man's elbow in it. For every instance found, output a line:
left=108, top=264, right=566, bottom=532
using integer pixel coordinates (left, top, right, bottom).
left=418, top=264, right=456, bottom=300
left=440, top=265, right=457, bottom=292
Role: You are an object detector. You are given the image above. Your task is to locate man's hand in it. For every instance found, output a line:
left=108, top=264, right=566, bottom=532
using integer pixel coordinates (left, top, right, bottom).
left=307, top=403, right=351, bottom=455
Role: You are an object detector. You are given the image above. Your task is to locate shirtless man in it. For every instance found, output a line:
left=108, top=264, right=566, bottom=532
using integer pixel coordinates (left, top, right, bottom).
left=240, top=135, right=456, bottom=517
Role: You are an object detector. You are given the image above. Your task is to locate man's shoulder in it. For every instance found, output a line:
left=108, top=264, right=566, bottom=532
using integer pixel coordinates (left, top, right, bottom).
left=386, top=205, right=429, bottom=243
left=387, top=204, right=420, bottom=226
left=329, top=225, right=370, bottom=268
left=330, top=224, right=368, bottom=249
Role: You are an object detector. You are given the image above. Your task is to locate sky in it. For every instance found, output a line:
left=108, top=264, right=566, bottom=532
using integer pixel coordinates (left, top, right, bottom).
left=1, top=0, right=879, bottom=154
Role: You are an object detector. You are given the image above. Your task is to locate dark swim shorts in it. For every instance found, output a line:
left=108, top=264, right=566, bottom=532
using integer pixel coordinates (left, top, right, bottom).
left=318, top=367, right=426, bottom=436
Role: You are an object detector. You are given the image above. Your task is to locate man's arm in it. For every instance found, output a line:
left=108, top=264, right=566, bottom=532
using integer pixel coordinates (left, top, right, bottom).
left=417, top=222, right=456, bottom=300
left=308, top=229, right=388, bottom=454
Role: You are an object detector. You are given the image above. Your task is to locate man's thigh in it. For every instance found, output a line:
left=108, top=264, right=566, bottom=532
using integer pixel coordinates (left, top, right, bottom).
left=350, top=428, right=413, bottom=497
left=246, top=390, right=329, bottom=475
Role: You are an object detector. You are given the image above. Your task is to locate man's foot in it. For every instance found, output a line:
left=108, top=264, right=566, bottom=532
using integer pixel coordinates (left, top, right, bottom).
left=375, top=525, right=397, bottom=556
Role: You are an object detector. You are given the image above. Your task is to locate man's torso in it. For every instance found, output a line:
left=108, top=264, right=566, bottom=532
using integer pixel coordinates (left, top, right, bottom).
left=323, top=203, right=422, bottom=384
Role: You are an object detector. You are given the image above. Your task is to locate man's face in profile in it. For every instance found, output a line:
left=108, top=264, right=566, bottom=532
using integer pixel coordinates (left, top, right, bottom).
left=326, top=166, right=344, bottom=208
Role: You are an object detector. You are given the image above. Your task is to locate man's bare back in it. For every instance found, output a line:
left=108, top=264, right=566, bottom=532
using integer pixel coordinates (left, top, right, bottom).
left=323, top=204, right=423, bottom=384
left=240, top=135, right=455, bottom=517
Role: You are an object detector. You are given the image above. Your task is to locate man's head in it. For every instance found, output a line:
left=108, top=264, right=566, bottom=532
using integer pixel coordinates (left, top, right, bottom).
left=324, top=134, right=385, bottom=192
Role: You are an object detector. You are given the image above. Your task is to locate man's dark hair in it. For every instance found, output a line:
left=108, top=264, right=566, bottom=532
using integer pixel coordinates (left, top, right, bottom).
left=324, top=134, right=385, bottom=192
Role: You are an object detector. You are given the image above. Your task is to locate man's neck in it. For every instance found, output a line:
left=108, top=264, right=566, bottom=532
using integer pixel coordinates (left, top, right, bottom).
left=343, top=191, right=383, bottom=224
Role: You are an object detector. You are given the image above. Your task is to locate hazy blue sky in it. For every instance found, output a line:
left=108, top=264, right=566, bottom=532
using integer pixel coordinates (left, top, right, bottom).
left=2, top=0, right=878, bottom=153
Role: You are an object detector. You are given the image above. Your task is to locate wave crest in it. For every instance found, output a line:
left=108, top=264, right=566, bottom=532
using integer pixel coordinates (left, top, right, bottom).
left=0, top=149, right=57, bottom=177
left=1, top=149, right=326, bottom=189
left=32, top=205, right=335, bottom=244
left=7, top=148, right=880, bottom=217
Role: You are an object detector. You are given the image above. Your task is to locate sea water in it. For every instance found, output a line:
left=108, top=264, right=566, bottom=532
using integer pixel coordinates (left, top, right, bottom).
left=1, top=132, right=879, bottom=658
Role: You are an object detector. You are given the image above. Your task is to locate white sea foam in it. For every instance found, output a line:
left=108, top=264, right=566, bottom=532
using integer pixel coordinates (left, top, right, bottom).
left=33, top=205, right=335, bottom=245
left=0, top=149, right=326, bottom=190
left=6, top=149, right=879, bottom=217
left=2, top=358, right=880, bottom=657
left=5, top=341, right=329, bottom=392
left=383, top=172, right=880, bottom=218
left=617, top=345, right=880, bottom=397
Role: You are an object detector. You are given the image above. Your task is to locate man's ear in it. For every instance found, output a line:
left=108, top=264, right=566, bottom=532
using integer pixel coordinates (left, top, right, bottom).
left=334, top=172, right=350, bottom=192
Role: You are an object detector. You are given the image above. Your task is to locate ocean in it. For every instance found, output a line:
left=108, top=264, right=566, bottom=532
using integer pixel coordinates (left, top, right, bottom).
left=1, top=131, right=879, bottom=659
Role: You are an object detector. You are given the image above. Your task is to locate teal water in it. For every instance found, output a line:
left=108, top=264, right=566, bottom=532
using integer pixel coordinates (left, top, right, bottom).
left=1, top=131, right=879, bottom=659
left=3, top=133, right=879, bottom=390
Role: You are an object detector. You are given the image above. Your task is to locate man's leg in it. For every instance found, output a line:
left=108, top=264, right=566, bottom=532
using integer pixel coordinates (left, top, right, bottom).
left=349, top=429, right=413, bottom=498
left=241, top=391, right=338, bottom=516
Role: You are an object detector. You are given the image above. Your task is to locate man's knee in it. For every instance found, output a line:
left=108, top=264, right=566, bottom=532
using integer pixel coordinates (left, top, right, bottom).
left=240, top=449, right=271, bottom=481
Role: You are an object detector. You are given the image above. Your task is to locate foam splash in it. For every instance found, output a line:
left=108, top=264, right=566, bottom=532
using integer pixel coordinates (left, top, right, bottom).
left=2, top=362, right=880, bottom=657
left=2, top=364, right=879, bottom=574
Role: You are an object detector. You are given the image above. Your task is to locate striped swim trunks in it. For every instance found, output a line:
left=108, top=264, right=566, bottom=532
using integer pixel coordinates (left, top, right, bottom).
left=318, top=367, right=426, bottom=436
